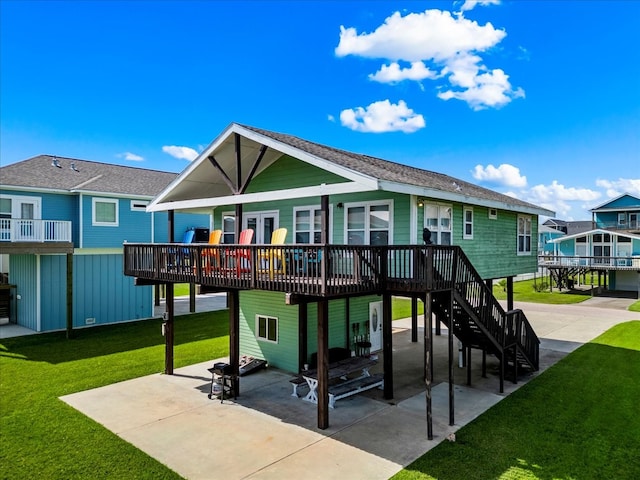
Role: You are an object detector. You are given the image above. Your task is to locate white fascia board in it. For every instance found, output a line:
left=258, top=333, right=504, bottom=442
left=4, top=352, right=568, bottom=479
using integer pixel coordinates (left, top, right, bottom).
left=148, top=124, right=237, bottom=210
left=147, top=181, right=375, bottom=212
left=70, top=189, right=155, bottom=200
left=1, top=185, right=73, bottom=195
left=550, top=228, right=640, bottom=244
left=234, top=125, right=377, bottom=186
left=379, top=180, right=555, bottom=217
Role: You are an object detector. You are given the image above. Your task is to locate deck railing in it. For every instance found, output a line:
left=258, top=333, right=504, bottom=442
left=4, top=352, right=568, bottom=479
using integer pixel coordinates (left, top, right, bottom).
left=0, top=219, right=72, bottom=242
left=539, top=254, right=640, bottom=269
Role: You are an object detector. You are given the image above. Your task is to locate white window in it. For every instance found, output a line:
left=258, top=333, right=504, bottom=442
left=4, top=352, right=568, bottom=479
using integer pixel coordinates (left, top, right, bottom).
left=345, top=201, right=392, bottom=245
left=463, top=207, right=474, bottom=240
left=489, top=208, right=498, bottom=219
left=424, top=203, right=452, bottom=245
left=517, top=215, right=532, bottom=254
left=130, top=200, right=149, bottom=211
left=294, top=206, right=322, bottom=243
left=618, top=213, right=626, bottom=226
left=92, top=198, right=119, bottom=226
left=222, top=212, right=235, bottom=243
left=256, top=314, right=278, bottom=343
left=575, top=236, right=588, bottom=257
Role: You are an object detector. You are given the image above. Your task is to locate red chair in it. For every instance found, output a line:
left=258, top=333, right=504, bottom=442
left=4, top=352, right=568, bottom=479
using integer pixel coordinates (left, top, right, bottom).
left=226, top=229, right=254, bottom=275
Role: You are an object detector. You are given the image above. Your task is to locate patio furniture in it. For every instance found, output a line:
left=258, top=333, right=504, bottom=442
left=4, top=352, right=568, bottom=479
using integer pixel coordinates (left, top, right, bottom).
left=258, top=228, right=287, bottom=278
left=202, top=229, right=222, bottom=274
left=225, top=229, right=254, bottom=275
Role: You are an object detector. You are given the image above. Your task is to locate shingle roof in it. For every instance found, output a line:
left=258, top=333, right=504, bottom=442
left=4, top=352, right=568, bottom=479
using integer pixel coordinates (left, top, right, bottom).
left=0, top=155, right=177, bottom=197
left=239, top=124, right=543, bottom=212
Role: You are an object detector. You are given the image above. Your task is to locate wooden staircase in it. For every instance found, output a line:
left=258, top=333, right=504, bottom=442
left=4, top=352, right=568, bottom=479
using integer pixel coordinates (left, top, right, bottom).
left=430, top=248, right=540, bottom=392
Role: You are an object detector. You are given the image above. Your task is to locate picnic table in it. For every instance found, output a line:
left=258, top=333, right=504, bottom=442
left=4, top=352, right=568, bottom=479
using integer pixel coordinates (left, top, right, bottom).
left=300, top=356, right=383, bottom=408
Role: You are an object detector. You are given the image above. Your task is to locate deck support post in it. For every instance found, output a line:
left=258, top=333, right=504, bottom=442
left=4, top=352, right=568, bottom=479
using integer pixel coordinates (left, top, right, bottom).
left=164, top=210, right=175, bottom=375
left=229, top=289, right=240, bottom=397
left=382, top=292, right=393, bottom=400
left=317, top=299, right=329, bottom=429
left=411, top=296, right=418, bottom=342
left=507, top=276, right=514, bottom=311
left=298, top=301, right=308, bottom=372
left=448, top=290, right=455, bottom=426
left=424, top=291, right=433, bottom=440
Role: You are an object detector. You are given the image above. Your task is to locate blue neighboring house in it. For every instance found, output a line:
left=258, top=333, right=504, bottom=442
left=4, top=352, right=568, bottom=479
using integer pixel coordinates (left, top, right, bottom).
left=0, top=155, right=210, bottom=333
left=545, top=193, right=640, bottom=295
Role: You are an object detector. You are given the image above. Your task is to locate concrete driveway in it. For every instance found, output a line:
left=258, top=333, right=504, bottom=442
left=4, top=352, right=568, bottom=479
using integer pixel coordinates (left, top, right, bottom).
left=61, top=299, right=638, bottom=479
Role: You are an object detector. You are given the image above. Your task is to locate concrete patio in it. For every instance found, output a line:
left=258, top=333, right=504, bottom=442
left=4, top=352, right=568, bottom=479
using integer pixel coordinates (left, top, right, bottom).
left=61, top=298, right=638, bottom=479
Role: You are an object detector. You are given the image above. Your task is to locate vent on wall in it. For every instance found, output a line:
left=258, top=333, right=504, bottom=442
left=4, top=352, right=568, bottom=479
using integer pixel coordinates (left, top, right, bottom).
left=85, top=317, right=96, bottom=325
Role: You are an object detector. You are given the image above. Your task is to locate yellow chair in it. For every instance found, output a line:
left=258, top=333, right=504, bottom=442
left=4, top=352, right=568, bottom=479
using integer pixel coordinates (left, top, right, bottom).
left=202, top=229, right=222, bottom=274
left=259, top=228, right=287, bottom=278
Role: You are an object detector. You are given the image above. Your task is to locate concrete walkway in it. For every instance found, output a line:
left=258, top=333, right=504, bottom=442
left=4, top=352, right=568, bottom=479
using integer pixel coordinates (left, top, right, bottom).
left=61, top=298, right=639, bottom=480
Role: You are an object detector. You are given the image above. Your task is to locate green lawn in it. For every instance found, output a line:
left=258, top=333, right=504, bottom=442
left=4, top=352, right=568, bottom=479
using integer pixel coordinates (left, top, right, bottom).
left=392, top=321, right=640, bottom=480
left=492, top=278, right=591, bottom=304
left=0, top=311, right=229, bottom=479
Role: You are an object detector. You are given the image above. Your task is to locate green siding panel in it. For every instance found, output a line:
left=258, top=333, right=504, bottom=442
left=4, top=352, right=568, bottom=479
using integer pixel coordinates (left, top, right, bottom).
left=246, top=156, right=347, bottom=193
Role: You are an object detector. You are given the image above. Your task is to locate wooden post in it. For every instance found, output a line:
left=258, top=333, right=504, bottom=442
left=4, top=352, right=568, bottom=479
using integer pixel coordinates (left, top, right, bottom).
left=448, top=289, right=455, bottom=426
left=317, top=299, right=329, bottom=429
left=229, top=289, right=240, bottom=397
left=165, top=210, right=175, bottom=375
left=298, top=301, right=308, bottom=372
left=424, top=291, right=433, bottom=440
left=411, top=296, right=418, bottom=342
left=165, top=283, right=174, bottom=375
left=66, top=252, right=73, bottom=339
left=507, top=276, right=514, bottom=311
left=189, top=283, right=196, bottom=312
left=382, top=292, right=393, bottom=399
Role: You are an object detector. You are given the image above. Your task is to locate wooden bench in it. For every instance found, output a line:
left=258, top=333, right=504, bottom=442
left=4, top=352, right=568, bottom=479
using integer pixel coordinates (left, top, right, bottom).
left=328, top=373, right=384, bottom=408
left=289, top=375, right=308, bottom=397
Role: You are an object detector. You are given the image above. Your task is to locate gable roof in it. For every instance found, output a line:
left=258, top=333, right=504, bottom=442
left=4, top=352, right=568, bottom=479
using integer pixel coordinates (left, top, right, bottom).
left=590, top=193, right=640, bottom=212
left=149, top=123, right=554, bottom=216
left=0, top=155, right=177, bottom=198
left=550, top=228, right=640, bottom=244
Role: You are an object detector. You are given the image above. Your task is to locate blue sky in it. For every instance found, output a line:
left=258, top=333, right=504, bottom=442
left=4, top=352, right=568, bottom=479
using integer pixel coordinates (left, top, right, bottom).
left=1, top=0, right=638, bottom=220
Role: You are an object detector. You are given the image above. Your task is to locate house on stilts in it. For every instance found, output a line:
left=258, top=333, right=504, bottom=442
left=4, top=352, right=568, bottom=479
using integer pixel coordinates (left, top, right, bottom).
left=123, top=123, right=554, bottom=435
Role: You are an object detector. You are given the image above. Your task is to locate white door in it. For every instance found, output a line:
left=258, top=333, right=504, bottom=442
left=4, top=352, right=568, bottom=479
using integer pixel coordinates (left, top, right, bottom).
left=369, top=301, right=383, bottom=353
left=243, top=211, right=278, bottom=244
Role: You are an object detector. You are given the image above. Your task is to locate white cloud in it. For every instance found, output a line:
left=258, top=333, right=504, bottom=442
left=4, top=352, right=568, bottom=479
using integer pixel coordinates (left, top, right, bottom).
left=117, top=152, right=144, bottom=161
left=340, top=99, right=425, bottom=133
left=327, top=114, right=336, bottom=122
left=369, top=61, right=438, bottom=83
left=162, top=145, right=199, bottom=161
left=595, top=178, right=640, bottom=198
left=458, top=0, right=500, bottom=13
left=335, top=7, right=524, bottom=111
left=472, top=163, right=527, bottom=188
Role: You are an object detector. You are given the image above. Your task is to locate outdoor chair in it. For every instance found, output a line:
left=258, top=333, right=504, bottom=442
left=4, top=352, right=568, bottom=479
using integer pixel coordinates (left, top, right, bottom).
left=259, top=228, right=287, bottom=278
left=202, top=229, right=222, bottom=274
left=225, top=228, right=254, bottom=275
left=168, top=229, right=195, bottom=272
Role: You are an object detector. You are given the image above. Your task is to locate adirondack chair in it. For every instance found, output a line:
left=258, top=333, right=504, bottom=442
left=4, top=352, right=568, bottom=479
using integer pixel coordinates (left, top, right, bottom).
left=259, top=228, right=287, bottom=278
left=202, top=229, right=222, bottom=274
left=225, top=229, right=254, bottom=275
left=168, top=229, right=195, bottom=272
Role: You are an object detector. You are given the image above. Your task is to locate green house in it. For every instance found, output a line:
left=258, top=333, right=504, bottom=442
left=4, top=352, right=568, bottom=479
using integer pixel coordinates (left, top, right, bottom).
left=125, top=123, right=553, bottom=430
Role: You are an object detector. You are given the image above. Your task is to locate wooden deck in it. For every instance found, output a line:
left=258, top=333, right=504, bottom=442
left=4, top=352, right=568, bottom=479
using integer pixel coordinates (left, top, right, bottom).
left=124, top=243, right=458, bottom=298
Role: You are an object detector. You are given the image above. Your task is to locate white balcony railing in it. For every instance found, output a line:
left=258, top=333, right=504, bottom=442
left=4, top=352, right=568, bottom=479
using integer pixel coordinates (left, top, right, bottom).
left=0, top=219, right=72, bottom=242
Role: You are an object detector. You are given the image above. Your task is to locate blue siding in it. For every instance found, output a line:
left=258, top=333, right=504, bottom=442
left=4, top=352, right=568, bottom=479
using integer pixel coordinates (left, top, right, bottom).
left=73, top=254, right=152, bottom=327
left=40, top=255, right=68, bottom=331
left=595, top=194, right=640, bottom=210
left=153, top=211, right=211, bottom=243
left=8, top=255, right=38, bottom=331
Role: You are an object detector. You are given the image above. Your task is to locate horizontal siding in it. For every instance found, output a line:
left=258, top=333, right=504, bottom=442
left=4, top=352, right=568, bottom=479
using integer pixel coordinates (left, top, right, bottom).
left=239, top=291, right=299, bottom=372
left=246, top=156, right=347, bottom=193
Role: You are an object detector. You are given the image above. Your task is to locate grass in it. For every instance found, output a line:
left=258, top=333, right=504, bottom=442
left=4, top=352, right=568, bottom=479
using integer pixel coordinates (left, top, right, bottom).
left=492, top=278, right=591, bottom=304
left=628, top=300, right=640, bottom=312
left=392, top=320, right=640, bottom=480
left=0, top=311, right=230, bottom=480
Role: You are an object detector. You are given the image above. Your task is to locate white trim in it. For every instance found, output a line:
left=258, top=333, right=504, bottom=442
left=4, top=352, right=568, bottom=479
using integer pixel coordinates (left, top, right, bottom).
left=255, top=314, right=278, bottom=343
left=409, top=195, right=418, bottom=244
left=517, top=214, right=532, bottom=256
left=147, top=182, right=374, bottom=212
left=79, top=194, right=84, bottom=248
left=423, top=201, right=452, bottom=245
left=92, top=197, right=119, bottom=227
left=0, top=193, right=42, bottom=220
left=131, top=200, right=149, bottom=211
left=243, top=210, right=279, bottom=244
